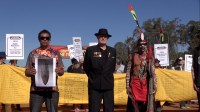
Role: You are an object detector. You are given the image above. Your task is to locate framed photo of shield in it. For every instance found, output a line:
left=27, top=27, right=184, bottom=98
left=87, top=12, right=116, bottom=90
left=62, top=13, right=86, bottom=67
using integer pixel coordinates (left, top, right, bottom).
left=35, top=58, right=56, bottom=87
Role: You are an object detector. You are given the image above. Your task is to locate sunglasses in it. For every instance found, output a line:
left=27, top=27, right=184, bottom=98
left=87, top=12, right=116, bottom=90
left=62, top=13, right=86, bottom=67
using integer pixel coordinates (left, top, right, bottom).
left=138, top=43, right=147, bottom=46
left=40, top=37, right=50, bottom=40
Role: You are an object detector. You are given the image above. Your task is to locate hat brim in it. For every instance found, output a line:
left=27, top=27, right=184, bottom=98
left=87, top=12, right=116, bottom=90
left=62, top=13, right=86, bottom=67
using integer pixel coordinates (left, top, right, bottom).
left=95, top=33, right=112, bottom=37
left=0, top=56, right=6, bottom=58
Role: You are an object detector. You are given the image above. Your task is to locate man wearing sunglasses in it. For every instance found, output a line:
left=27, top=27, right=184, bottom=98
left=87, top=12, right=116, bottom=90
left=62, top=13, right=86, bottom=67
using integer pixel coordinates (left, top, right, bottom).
left=25, top=29, right=64, bottom=112
left=126, top=36, right=157, bottom=112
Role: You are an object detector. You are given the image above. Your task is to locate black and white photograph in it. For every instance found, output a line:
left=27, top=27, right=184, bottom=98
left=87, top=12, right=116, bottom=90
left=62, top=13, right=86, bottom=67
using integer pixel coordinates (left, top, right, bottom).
left=35, top=58, right=56, bottom=87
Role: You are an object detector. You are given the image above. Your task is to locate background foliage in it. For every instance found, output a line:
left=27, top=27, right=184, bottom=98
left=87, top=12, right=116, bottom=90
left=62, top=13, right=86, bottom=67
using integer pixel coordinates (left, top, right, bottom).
left=114, top=18, right=200, bottom=68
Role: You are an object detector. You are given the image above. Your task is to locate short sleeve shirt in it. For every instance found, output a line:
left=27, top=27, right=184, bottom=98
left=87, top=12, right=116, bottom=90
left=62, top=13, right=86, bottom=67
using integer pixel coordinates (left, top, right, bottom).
left=25, top=47, right=64, bottom=91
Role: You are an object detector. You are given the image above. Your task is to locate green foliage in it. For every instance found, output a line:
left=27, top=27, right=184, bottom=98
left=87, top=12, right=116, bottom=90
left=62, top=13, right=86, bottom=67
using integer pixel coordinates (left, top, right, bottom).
left=114, top=17, right=200, bottom=66
left=186, top=21, right=200, bottom=53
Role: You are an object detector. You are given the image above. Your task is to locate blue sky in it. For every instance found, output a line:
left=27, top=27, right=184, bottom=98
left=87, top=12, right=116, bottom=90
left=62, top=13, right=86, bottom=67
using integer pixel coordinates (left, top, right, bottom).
left=0, top=0, right=199, bottom=69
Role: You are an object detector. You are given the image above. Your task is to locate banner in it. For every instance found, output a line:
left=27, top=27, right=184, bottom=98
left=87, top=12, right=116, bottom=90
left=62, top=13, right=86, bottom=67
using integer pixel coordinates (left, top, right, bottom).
left=154, top=44, right=169, bottom=66
left=6, top=34, right=24, bottom=60
left=50, top=46, right=88, bottom=59
left=155, top=68, right=196, bottom=105
left=185, top=54, right=192, bottom=72
left=0, top=65, right=197, bottom=105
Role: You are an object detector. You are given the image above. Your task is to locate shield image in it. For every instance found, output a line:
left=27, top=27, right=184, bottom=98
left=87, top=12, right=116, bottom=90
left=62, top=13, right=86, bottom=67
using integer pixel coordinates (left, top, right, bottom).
left=41, top=61, right=49, bottom=85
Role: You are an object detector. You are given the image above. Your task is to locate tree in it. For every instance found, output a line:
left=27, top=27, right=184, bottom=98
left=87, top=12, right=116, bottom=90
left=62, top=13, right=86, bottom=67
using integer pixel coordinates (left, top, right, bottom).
left=134, top=18, right=181, bottom=65
left=114, top=17, right=200, bottom=69
left=114, top=42, right=127, bottom=62
left=114, top=36, right=137, bottom=63
left=186, top=20, right=200, bottom=53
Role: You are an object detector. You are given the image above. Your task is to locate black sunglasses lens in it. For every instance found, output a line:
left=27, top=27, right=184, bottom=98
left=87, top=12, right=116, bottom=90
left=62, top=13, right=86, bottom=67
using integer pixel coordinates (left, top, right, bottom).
left=40, top=37, right=50, bottom=40
left=139, top=43, right=147, bottom=46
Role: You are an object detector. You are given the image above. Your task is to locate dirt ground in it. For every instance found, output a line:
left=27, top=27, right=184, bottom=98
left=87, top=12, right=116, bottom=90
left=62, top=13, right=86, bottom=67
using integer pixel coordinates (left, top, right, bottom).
left=0, top=102, right=199, bottom=112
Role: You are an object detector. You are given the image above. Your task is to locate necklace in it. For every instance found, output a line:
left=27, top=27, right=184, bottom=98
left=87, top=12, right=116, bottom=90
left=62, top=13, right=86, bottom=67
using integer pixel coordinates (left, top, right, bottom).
left=139, top=53, right=146, bottom=67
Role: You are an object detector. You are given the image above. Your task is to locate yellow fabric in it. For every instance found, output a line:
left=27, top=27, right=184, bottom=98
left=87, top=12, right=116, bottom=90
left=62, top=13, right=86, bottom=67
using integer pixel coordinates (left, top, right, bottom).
left=155, top=68, right=197, bottom=105
left=0, top=65, right=197, bottom=105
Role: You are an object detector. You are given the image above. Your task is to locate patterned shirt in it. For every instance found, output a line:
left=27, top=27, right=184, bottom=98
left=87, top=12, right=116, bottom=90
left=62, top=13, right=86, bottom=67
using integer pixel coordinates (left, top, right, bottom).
left=25, top=47, right=64, bottom=91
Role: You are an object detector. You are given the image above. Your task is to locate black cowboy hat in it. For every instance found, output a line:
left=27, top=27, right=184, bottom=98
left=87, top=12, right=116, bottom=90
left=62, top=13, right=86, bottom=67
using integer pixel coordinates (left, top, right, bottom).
left=94, top=28, right=112, bottom=37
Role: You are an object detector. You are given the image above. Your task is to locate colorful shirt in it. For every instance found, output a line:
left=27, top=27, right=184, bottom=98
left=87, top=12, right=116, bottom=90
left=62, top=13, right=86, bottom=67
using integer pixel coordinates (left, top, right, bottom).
left=25, top=47, right=64, bottom=91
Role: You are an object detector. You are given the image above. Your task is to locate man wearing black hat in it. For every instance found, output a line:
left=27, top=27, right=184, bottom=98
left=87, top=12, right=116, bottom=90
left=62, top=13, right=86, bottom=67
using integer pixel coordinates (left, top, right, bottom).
left=83, top=28, right=116, bottom=112
left=192, top=29, right=200, bottom=112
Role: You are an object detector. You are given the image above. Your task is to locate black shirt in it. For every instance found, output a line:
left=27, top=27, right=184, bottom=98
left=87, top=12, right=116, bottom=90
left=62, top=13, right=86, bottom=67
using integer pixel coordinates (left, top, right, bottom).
left=83, top=45, right=116, bottom=89
left=99, top=46, right=108, bottom=68
left=67, top=65, right=73, bottom=72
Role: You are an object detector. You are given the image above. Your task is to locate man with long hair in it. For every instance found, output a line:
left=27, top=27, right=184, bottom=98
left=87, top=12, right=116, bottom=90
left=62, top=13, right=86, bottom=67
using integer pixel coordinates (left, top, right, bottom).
left=126, top=36, right=157, bottom=112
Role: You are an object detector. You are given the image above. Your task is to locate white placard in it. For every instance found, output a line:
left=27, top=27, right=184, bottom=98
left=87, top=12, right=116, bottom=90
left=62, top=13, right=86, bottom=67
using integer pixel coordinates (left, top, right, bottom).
left=89, top=42, right=98, bottom=46
left=35, top=58, right=56, bottom=87
left=73, top=37, right=83, bottom=59
left=6, top=34, right=24, bottom=59
left=116, top=65, right=125, bottom=73
left=67, top=44, right=76, bottom=59
left=185, top=54, right=192, bottom=72
left=154, top=44, right=169, bottom=66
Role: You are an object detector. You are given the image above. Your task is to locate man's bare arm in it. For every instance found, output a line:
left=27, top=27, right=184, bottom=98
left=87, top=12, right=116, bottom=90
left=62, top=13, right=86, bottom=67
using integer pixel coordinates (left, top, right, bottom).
left=25, top=67, right=36, bottom=77
left=151, top=60, right=157, bottom=93
left=126, top=54, right=132, bottom=88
